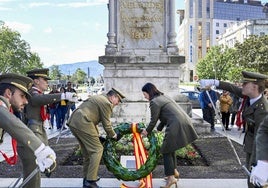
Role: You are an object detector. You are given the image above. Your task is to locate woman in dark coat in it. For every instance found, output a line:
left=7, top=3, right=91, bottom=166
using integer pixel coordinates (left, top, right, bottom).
left=141, top=83, right=198, bottom=188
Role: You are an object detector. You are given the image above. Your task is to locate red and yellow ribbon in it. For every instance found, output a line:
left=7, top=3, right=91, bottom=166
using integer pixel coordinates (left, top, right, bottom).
left=120, top=123, right=153, bottom=188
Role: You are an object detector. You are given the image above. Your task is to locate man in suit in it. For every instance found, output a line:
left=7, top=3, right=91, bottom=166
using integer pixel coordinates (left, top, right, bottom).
left=17, top=68, right=77, bottom=188
left=200, top=71, right=268, bottom=188
left=0, top=73, right=56, bottom=176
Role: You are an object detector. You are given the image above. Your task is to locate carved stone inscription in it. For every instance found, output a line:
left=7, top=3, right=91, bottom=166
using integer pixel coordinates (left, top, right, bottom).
left=119, top=0, right=164, bottom=49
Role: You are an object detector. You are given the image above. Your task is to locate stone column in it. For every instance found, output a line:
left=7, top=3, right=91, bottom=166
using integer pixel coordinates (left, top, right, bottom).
left=106, top=0, right=116, bottom=54
left=167, top=0, right=178, bottom=51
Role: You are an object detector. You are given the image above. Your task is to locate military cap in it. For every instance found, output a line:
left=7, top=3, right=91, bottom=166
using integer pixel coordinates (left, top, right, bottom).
left=0, top=73, right=33, bottom=97
left=112, top=88, right=125, bottom=102
left=26, top=68, right=51, bottom=80
left=241, top=71, right=268, bottom=82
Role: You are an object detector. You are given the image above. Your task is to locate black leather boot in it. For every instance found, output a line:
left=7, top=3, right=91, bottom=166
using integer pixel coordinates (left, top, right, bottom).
left=83, top=180, right=100, bottom=188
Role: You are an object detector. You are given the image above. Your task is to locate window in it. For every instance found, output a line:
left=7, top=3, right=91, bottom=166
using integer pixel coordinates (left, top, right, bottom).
left=224, top=23, right=227, bottom=27
left=216, top=30, right=219, bottom=34
left=216, top=23, right=219, bottom=27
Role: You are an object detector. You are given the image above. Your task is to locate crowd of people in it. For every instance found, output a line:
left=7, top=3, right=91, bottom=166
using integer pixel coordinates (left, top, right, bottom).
left=0, top=68, right=268, bottom=188
left=47, top=81, right=77, bottom=130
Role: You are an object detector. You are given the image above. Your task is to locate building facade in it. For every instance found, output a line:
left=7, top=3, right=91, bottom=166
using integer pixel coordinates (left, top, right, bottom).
left=177, top=0, right=266, bottom=82
left=217, top=19, right=268, bottom=47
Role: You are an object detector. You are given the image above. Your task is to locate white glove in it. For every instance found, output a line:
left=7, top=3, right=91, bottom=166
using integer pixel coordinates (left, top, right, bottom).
left=61, top=92, right=78, bottom=102
left=199, top=79, right=219, bottom=88
left=34, top=143, right=56, bottom=172
left=250, top=160, right=268, bottom=186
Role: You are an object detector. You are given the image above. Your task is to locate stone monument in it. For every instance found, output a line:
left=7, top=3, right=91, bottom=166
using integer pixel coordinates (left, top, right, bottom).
left=99, top=0, right=186, bottom=122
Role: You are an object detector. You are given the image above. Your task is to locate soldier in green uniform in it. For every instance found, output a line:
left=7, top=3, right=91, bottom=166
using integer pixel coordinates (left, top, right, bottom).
left=17, top=68, right=77, bottom=188
left=0, top=73, right=56, bottom=175
left=67, top=88, right=125, bottom=188
left=200, top=71, right=268, bottom=188
left=250, top=115, right=268, bottom=187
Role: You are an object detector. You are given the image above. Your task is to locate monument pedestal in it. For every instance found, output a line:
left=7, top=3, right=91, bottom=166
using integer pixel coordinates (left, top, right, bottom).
left=98, top=0, right=189, bottom=123
left=99, top=55, right=185, bottom=101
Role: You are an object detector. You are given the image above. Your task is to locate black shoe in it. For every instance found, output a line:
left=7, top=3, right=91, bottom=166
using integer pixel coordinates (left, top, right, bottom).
left=225, top=128, right=231, bottom=131
left=83, top=180, right=100, bottom=188
left=83, top=177, right=100, bottom=183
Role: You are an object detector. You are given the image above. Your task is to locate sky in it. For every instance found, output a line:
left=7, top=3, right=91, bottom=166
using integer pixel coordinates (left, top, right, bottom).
left=0, top=0, right=184, bottom=67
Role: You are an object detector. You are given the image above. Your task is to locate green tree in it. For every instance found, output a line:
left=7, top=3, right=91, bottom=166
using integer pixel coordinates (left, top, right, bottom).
left=0, top=24, right=43, bottom=74
left=73, top=68, right=87, bottom=84
left=234, top=35, right=268, bottom=74
left=196, top=45, right=235, bottom=81
left=49, top=65, right=62, bottom=80
left=196, top=35, right=268, bottom=82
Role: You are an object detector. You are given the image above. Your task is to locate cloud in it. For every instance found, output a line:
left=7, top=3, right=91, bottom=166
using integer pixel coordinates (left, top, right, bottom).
left=28, top=2, right=51, bottom=8
left=4, top=21, right=32, bottom=34
left=0, top=7, right=11, bottom=11
left=44, top=27, right=53, bottom=33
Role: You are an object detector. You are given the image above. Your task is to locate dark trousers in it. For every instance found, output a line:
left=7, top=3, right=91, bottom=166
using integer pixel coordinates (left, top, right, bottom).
left=163, top=152, right=177, bottom=176
left=58, top=106, right=68, bottom=129
left=230, top=111, right=237, bottom=125
left=49, top=108, right=60, bottom=128
left=221, top=111, right=230, bottom=129
left=203, top=106, right=215, bottom=128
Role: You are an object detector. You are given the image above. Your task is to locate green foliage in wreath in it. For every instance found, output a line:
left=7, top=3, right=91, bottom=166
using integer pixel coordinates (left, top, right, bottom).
left=102, top=122, right=161, bottom=181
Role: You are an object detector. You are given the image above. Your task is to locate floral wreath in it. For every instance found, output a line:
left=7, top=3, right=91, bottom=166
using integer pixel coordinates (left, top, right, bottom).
left=102, top=122, right=160, bottom=181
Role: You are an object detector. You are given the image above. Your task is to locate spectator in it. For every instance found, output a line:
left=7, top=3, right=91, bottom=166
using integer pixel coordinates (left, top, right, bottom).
left=48, top=84, right=60, bottom=129
left=219, top=90, right=233, bottom=130
left=229, top=92, right=240, bottom=127
left=66, top=81, right=77, bottom=111
left=58, top=87, right=68, bottom=130
left=200, top=86, right=218, bottom=131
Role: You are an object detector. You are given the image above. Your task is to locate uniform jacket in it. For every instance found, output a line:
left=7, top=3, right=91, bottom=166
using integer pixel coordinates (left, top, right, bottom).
left=219, top=94, right=233, bottom=113
left=218, top=81, right=268, bottom=165
left=67, top=94, right=116, bottom=138
left=146, top=95, right=198, bottom=154
left=0, top=96, right=42, bottom=151
left=256, top=115, right=268, bottom=161
left=25, top=87, right=62, bottom=122
left=22, top=87, right=62, bottom=146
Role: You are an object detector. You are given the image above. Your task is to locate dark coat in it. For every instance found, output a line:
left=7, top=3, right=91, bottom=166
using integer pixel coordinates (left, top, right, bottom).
left=218, top=81, right=268, bottom=165
left=146, top=95, right=198, bottom=154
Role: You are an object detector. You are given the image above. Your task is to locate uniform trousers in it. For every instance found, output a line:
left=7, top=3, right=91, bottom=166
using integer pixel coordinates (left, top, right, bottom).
left=69, top=126, right=103, bottom=181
